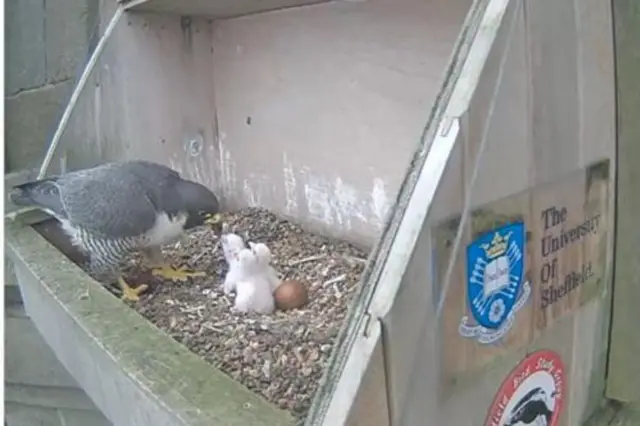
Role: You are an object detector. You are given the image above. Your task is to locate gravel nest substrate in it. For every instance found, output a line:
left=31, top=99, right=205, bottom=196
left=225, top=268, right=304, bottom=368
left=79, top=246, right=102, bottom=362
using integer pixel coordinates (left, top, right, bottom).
left=122, top=207, right=369, bottom=419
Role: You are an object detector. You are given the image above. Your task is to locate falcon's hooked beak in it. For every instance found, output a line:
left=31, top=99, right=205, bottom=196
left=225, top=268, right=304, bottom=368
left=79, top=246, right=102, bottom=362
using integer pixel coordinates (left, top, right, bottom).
left=204, top=213, right=223, bottom=234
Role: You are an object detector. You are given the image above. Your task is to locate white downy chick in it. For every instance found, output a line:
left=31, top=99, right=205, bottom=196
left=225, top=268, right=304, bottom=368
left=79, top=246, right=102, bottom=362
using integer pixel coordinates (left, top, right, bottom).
left=220, top=233, right=247, bottom=294
left=232, top=248, right=275, bottom=314
left=249, top=241, right=281, bottom=293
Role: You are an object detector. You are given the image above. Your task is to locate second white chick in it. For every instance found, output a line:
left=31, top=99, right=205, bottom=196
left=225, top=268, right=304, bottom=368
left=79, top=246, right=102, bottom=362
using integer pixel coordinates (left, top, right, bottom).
left=249, top=241, right=281, bottom=293
left=220, top=233, right=247, bottom=295
left=232, top=248, right=275, bottom=314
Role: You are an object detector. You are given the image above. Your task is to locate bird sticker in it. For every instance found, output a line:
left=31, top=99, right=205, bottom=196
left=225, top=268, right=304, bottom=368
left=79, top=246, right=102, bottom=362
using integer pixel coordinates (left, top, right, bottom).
left=9, top=160, right=223, bottom=302
left=458, top=222, right=531, bottom=344
left=484, top=350, right=565, bottom=426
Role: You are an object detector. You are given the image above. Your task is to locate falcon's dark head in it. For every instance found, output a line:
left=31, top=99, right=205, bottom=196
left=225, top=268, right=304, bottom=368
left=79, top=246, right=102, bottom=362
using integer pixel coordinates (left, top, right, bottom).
left=177, top=180, right=223, bottom=233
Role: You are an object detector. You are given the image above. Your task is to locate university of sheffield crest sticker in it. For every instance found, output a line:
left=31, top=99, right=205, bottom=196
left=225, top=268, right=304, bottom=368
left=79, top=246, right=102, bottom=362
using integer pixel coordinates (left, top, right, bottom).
left=458, top=222, right=531, bottom=344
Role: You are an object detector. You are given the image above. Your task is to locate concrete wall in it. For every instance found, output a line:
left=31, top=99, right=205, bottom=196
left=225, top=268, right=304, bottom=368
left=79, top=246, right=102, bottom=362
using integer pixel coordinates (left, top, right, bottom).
left=4, top=1, right=105, bottom=419
left=5, top=263, right=112, bottom=426
left=5, top=173, right=110, bottom=426
left=5, top=0, right=100, bottom=172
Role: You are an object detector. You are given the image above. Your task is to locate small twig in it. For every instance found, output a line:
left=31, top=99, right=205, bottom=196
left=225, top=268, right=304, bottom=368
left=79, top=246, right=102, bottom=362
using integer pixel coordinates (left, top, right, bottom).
left=343, top=255, right=367, bottom=264
left=182, top=305, right=205, bottom=314
left=289, top=254, right=327, bottom=267
left=201, top=322, right=222, bottom=333
left=190, top=251, right=207, bottom=264
left=333, top=284, right=342, bottom=298
left=323, top=274, right=347, bottom=286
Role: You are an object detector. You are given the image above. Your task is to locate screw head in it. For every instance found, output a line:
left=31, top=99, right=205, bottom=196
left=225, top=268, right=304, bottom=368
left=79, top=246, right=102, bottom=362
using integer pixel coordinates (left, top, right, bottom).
left=185, top=134, right=204, bottom=157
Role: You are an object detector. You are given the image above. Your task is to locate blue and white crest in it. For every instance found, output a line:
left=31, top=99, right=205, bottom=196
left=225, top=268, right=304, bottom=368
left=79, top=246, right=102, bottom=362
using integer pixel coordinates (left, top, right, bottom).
left=458, top=222, right=531, bottom=344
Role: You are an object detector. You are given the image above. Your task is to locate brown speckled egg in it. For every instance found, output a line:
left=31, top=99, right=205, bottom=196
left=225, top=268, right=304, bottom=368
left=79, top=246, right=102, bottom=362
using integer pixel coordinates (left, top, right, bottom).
left=274, top=279, right=309, bottom=310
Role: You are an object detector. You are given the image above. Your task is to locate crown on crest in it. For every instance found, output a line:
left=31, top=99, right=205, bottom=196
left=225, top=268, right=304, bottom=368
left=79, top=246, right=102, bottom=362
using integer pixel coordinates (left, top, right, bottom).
left=481, top=230, right=511, bottom=259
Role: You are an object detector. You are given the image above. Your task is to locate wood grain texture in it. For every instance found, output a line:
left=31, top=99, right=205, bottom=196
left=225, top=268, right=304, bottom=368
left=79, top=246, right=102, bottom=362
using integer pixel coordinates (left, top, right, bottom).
left=122, top=0, right=332, bottom=19
left=395, top=0, right=615, bottom=422
left=344, top=336, right=390, bottom=426
left=435, top=161, right=610, bottom=399
left=606, top=0, right=640, bottom=403
left=211, top=0, right=473, bottom=247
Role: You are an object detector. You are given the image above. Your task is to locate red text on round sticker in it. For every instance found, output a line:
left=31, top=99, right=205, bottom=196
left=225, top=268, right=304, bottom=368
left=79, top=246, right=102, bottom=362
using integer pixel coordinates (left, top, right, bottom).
left=484, top=349, right=565, bottom=426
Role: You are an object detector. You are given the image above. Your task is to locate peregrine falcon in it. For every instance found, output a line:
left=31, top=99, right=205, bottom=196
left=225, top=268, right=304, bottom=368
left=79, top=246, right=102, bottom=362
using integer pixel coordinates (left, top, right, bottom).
left=9, top=160, right=223, bottom=301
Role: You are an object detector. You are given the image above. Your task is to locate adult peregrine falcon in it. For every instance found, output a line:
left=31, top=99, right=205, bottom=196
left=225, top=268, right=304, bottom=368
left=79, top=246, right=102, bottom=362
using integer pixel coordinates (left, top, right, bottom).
left=10, top=160, right=223, bottom=301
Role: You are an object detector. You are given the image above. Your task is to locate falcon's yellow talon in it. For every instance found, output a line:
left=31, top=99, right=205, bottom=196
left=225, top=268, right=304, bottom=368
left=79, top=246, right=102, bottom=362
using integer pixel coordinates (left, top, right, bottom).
left=204, top=213, right=222, bottom=225
left=151, top=265, right=205, bottom=282
left=117, top=277, right=148, bottom=302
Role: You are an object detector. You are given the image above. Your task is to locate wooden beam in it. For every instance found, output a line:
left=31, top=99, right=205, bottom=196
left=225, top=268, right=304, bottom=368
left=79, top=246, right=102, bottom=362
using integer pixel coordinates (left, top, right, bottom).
left=120, top=0, right=333, bottom=20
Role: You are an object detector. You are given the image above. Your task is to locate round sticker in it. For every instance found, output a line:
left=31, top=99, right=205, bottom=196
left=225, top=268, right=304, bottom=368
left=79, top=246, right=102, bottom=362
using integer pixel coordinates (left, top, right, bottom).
left=484, top=349, right=565, bottom=426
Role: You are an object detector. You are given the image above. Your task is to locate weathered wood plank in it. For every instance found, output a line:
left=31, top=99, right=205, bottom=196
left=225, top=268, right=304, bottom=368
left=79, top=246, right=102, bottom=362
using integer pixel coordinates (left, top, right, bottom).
left=345, top=335, right=390, bottom=426
left=606, top=0, right=640, bottom=403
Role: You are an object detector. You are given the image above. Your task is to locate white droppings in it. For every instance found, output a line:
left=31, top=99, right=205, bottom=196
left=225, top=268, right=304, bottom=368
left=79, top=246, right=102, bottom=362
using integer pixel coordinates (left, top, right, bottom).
left=333, top=176, right=368, bottom=229
left=168, top=158, right=184, bottom=176
left=210, top=140, right=392, bottom=235
left=192, top=163, right=204, bottom=185
left=302, top=171, right=387, bottom=233
left=282, top=152, right=298, bottom=215
left=304, top=179, right=334, bottom=225
left=242, top=179, right=260, bottom=207
left=218, top=134, right=237, bottom=199
left=93, top=82, right=103, bottom=158
left=371, top=178, right=392, bottom=227
left=59, top=155, right=68, bottom=174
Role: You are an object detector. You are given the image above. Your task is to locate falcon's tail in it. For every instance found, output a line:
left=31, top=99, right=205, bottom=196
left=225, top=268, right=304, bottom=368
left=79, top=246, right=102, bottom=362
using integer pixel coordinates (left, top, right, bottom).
left=10, top=178, right=66, bottom=217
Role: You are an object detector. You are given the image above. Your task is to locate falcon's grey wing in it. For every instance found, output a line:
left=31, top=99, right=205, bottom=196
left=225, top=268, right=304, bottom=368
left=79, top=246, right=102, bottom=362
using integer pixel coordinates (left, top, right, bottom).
left=56, top=164, right=163, bottom=239
left=116, top=161, right=185, bottom=214
left=117, top=160, right=219, bottom=222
